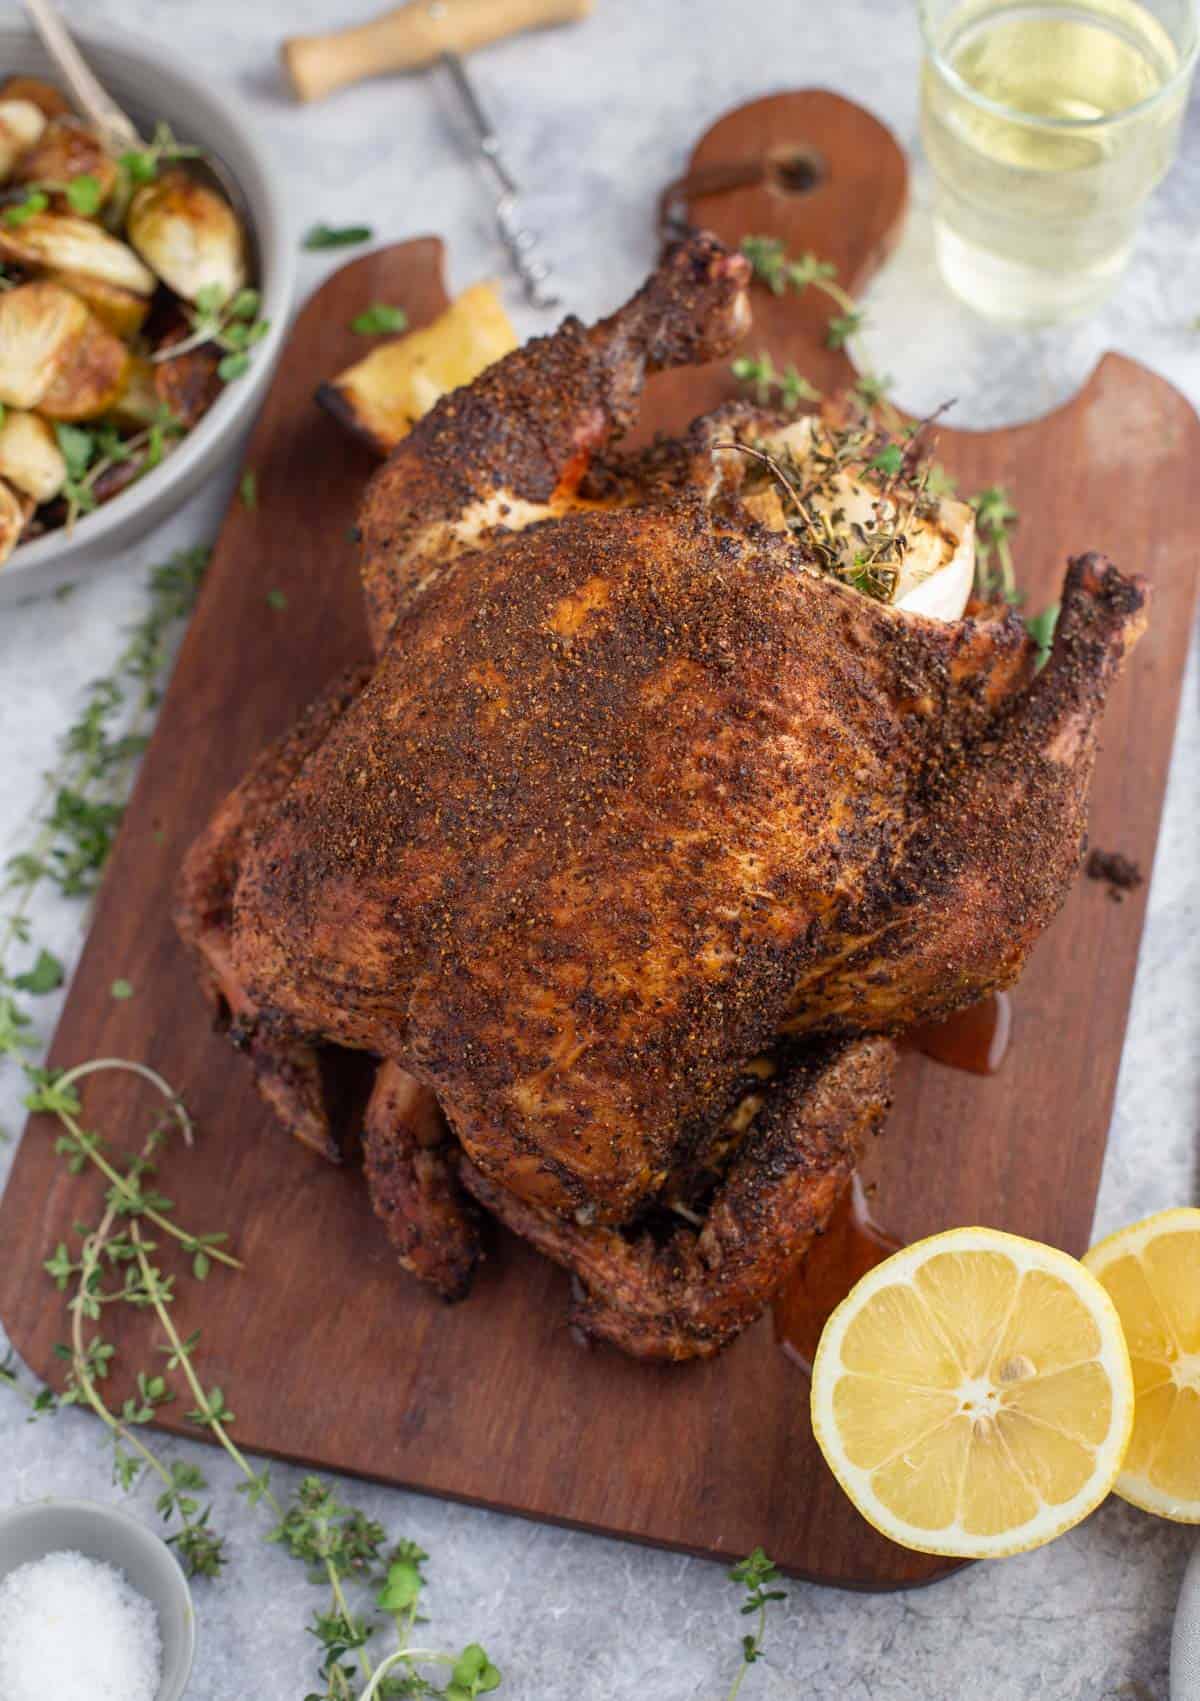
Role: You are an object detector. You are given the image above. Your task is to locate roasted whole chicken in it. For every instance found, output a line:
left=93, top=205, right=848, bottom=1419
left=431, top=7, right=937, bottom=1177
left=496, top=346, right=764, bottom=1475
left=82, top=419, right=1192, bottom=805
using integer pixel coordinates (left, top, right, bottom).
left=178, top=234, right=1148, bottom=1361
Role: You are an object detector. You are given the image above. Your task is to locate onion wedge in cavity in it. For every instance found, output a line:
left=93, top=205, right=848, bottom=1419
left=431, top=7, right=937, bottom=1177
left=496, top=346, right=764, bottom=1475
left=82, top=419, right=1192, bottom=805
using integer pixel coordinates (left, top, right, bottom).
left=738, top=414, right=975, bottom=622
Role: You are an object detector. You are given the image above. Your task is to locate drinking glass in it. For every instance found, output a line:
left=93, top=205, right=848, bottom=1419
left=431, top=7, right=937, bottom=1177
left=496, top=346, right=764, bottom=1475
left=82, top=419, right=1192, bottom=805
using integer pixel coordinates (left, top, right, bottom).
left=919, top=0, right=1199, bottom=324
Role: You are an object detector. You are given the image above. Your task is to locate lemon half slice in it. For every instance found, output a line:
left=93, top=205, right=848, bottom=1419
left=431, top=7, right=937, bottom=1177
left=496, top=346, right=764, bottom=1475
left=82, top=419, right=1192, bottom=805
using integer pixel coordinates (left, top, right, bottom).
left=810, top=1227, right=1134, bottom=1557
left=1084, top=1207, right=1200, bottom=1523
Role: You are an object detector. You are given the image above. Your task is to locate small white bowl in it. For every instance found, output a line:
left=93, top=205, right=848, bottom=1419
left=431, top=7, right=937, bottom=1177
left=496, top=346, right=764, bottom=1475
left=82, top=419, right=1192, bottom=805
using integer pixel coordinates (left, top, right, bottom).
left=0, top=1497, right=196, bottom=1699
left=0, top=23, right=295, bottom=606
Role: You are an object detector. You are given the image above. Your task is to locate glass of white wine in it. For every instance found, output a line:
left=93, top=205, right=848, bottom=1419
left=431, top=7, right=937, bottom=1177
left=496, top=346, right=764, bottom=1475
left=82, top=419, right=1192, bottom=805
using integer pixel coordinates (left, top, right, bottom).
left=919, top=0, right=1198, bottom=324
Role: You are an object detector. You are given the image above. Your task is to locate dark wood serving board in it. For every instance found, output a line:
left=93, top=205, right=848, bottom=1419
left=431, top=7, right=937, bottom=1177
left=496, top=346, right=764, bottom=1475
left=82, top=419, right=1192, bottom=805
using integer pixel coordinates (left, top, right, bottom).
left=2, top=92, right=1198, bottom=1590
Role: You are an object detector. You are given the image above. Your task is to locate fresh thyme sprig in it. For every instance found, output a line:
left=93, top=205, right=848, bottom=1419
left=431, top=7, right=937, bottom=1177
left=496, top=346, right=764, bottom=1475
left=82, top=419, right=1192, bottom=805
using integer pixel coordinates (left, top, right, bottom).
left=305, top=223, right=374, bottom=251
left=0, top=535, right=501, bottom=1692
left=725, top=1548, right=787, bottom=1700
left=0, top=546, right=210, bottom=1105
left=971, top=484, right=1019, bottom=602
left=730, top=352, right=819, bottom=413
left=734, top=238, right=900, bottom=437
left=21, top=1057, right=232, bottom=1574
left=9, top=1050, right=502, bottom=1697
left=740, top=236, right=867, bottom=353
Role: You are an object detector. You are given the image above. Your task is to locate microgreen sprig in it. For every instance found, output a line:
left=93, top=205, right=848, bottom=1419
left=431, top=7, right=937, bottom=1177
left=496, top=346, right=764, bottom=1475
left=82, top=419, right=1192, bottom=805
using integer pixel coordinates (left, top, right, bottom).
left=971, top=484, right=1019, bottom=602
left=2, top=188, right=47, bottom=227
left=350, top=303, right=408, bottom=337
left=55, top=409, right=185, bottom=533
left=730, top=352, right=819, bottom=413
left=152, top=284, right=270, bottom=383
left=6, top=175, right=104, bottom=217
left=740, top=236, right=867, bottom=353
left=118, top=121, right=204, bottom=187
left=736, top=237, right=897, bottom=427
left=305, top=223, right=374, bottom=251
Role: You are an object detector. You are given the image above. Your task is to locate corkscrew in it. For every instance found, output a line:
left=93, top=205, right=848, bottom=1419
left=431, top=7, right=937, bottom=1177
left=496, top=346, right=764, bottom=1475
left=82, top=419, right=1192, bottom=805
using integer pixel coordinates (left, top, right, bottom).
left=282, top=0, right=591, bottom=310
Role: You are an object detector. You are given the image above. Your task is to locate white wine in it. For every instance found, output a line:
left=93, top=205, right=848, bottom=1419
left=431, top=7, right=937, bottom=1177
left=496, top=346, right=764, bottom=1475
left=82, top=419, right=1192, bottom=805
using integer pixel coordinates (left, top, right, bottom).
left=920, top=0, right=1193, bottom=322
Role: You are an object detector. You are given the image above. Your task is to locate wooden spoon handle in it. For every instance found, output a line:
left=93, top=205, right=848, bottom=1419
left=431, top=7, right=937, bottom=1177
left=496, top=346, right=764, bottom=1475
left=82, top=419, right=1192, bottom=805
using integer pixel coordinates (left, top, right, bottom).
left=282, top=0, right=592, bottom=104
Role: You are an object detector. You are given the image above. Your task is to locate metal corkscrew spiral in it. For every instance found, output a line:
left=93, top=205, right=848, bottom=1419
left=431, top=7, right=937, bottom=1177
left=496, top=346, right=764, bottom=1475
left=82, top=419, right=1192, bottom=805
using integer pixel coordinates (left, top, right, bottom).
left=438, top=37, right=561, bottom=310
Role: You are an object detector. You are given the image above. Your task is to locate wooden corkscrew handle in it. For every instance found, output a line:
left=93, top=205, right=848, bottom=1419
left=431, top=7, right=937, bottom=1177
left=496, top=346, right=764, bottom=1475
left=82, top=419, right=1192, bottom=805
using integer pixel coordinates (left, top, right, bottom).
left=282, top=0, right=593, bottom=103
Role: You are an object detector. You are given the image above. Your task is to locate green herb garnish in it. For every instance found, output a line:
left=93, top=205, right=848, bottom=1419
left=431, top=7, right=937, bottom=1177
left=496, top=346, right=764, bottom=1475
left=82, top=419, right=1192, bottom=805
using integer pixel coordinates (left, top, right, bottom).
left=118, top=121, right=203, bottom=186
left=304, top=222, right=373, bottom=251
left=65, top=174, right=103, bottom=216
left=154, top=285, right=269, bottom=387
left=4, top=189, right=47, bottom=227
left=350, top=303, right=408, bottom=336
left=12, top=948, right=63, bottom=995
left=54, top=409, right=184, bottom=532
left=869, top=443, right=904, bottom=477
left=265, top=588, right=287, bottom=611
left=730, top=351, right=819, bottom=413
left=1026, top=600, right=1060, bottom=670
left=239, top=470, right=257, bottom=511
left=972, top=484, right=1019, bottom=602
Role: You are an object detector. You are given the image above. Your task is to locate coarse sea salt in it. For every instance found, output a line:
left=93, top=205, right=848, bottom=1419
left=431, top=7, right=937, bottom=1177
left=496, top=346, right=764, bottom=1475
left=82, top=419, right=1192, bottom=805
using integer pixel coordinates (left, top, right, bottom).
left=0, top=1547, right=162, bottom=1701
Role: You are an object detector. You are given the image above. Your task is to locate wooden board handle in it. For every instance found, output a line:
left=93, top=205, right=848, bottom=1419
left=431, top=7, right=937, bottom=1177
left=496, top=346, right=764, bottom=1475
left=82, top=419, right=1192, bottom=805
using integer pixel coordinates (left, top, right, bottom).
left=282, top=0, right=592, bottom=103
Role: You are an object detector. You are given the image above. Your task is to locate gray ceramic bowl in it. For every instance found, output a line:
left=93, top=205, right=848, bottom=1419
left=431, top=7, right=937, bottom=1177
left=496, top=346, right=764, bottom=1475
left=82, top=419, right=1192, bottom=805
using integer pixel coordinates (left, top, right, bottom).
left=0, top=23, right=295, bottom=606
left=0, top=1497, right=195, bottom=1698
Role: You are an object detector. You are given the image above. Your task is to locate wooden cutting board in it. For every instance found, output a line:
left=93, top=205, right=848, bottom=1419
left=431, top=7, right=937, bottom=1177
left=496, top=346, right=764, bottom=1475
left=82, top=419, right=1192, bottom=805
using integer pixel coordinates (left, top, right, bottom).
left=3, top=92, right=1198, bottom=1590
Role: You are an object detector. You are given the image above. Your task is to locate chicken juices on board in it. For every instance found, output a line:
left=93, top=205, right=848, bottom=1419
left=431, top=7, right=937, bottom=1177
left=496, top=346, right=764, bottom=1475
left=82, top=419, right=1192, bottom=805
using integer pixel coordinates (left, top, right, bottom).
left=177, top=233, right=1147, bottom=1360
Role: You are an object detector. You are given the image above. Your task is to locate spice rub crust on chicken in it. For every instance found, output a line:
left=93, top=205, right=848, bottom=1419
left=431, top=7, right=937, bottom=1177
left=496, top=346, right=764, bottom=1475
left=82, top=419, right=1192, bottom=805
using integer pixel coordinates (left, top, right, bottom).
left=177, top=233, right=1148, bottom=1361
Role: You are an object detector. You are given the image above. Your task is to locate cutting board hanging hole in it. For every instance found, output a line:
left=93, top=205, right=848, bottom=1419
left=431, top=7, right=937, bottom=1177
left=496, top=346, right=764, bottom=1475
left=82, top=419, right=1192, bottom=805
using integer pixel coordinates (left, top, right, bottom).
left=766, top=143, right=826, bottom=197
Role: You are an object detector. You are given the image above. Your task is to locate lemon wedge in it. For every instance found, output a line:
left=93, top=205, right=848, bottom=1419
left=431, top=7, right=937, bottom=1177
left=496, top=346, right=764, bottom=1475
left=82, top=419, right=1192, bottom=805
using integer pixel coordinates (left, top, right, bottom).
left=1083, top=1207, right=1200, bottom=1523
left=810, top=1227, right=1134, bottom=1557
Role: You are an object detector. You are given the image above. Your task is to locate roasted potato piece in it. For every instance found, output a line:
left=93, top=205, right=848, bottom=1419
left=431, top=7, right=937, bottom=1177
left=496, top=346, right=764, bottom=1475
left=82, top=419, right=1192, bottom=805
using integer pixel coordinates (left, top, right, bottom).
left=128, top=169, right=245, bottom=304
left=0, top=408, right=66, bottom=501
left=0, top=476, right=27, bottom=567
left=317, top=281, right=517, bottom=455
left=0, top=212, right=155, bottom=296
left=0, top=98, right=46, bottom=180
left=0, top=279, right=90, bottom=408
left=38, top=309, right=130, bottom=421
left=14, top=116, right=119, bottom=210
left=47, top=270, right=150, bottom=340
left=0, top=76, right=71, bottom=120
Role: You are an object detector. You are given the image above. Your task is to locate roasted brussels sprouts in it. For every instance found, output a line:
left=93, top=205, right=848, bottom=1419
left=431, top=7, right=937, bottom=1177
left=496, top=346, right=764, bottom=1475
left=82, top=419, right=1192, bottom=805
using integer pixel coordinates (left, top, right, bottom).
left=0, top=408, right=66, bottom=501
left=127, top=168, right=246, bottom=304
left=0, top=475, right=27, bottom=565
left=0, top=98, right=46, bottom=180
left=0, top=212, right=155, bottom=296
left=13, top=115, right=119, bottom=210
